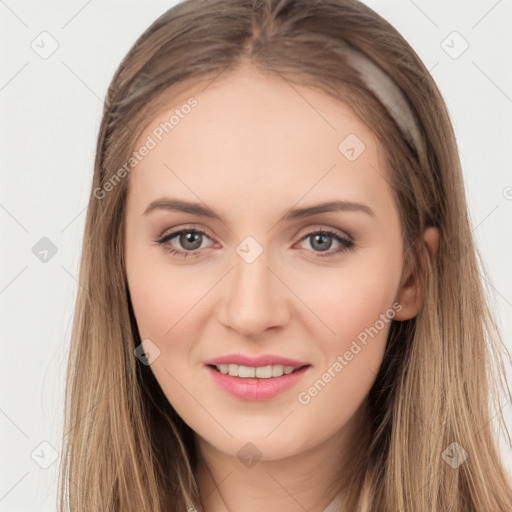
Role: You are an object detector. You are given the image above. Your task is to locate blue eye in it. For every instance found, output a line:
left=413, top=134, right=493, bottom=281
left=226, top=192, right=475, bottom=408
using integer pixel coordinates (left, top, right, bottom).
left=155, top=227, right=354, bottom=259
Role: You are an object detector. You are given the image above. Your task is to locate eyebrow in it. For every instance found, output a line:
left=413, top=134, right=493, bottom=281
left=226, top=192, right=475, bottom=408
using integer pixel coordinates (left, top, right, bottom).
left=143, top=198, right=374, bottom=221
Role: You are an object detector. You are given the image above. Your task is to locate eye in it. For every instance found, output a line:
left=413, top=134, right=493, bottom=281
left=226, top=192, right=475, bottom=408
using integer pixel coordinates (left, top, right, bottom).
left=297, top=229, right=354, bottom=258
left=155, top=227, right=214, bottom=259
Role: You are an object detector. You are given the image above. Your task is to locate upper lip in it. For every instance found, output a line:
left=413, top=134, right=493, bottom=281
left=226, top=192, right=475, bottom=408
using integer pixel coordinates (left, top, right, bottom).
left=204, top=354, right=310, bottom=368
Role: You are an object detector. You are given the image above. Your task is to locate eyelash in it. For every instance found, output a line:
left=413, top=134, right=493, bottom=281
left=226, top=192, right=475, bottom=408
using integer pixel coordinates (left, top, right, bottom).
left=155, top=226, right=355, bottom=259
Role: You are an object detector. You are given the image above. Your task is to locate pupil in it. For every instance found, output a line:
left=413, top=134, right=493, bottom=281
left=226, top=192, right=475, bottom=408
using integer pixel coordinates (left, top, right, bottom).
left=312, top=234, right=332, bottom=251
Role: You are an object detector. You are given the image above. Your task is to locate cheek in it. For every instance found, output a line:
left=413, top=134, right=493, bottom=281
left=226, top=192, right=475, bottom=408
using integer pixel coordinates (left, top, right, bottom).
left=125, top=252, right=207, bottom=412
left=293, top=251, right=402, bottom=348
left=126, top=243, right=207, bottom=342
left=331, top=272, right=397, bottom=345
left=293, top=251, right=402, bottom=398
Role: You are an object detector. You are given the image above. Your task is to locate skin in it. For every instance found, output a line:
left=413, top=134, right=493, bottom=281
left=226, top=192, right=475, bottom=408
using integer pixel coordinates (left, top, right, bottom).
left=124, top=63, right=439, bottom=512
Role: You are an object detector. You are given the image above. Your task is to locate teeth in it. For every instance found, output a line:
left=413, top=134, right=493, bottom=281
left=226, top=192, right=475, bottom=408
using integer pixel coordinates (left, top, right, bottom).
left=255, top=366, right=272, bottom=378
left=272, top=364, right=284, bottom=377
left=215, top=364, right=299, bottom=378
left=238, top=365, right=256, bottom=378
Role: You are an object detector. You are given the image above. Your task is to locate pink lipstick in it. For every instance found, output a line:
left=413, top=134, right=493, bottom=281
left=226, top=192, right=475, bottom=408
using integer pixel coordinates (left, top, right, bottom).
left=204, top=354, right=311, bottom=401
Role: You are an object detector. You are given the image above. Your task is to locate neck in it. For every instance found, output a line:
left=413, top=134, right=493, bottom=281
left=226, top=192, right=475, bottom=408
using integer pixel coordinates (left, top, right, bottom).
left=192, top=403, right=369, bottom=512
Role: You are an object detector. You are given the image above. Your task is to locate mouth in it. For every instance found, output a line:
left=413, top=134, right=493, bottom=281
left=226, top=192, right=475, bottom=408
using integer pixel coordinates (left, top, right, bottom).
left=204, top=362, right=312, bottom=400
left=208, top=363, right=309, bottom=379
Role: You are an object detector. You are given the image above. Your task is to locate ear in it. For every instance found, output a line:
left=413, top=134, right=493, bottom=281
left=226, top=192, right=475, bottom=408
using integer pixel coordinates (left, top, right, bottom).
left=393, top=226, right=440, bottom=321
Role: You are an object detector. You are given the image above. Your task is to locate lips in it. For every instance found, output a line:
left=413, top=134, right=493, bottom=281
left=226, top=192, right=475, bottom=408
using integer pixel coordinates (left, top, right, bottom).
left=204, top=354, right=309, bottom=368
left=203, top=353, right=312, bottom=400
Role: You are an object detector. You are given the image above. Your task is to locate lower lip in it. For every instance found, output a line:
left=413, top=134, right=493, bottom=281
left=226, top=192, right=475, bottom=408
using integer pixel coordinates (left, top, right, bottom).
left=205, top=365, right=311, bottom=401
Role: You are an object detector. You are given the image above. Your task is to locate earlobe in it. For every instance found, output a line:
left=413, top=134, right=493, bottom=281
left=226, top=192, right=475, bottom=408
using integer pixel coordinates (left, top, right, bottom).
left=393, top=226, right=440, bottom=321
left=424, top=226, right=440, bottom=259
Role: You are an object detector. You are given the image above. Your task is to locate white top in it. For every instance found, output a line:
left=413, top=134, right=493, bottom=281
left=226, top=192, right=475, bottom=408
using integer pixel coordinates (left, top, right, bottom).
left=321, top=491, right=344, bottom=512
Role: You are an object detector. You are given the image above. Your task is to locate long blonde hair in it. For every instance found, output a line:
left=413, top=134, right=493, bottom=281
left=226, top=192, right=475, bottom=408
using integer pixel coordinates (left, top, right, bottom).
left=58, top=0, right=512, bottom=510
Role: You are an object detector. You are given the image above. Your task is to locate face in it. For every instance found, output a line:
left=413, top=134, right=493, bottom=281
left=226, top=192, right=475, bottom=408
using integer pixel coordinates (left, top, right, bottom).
left=124, top=64, right=409, bottom=462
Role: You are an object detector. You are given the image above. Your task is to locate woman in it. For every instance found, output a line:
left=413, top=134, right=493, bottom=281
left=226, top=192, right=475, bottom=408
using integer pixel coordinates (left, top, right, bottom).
left=58, top=0, right=512, bottom=510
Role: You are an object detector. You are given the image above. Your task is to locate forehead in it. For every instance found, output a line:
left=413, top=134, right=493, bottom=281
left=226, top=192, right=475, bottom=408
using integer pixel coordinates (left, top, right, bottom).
left=127, top=65, right=395, bottom=224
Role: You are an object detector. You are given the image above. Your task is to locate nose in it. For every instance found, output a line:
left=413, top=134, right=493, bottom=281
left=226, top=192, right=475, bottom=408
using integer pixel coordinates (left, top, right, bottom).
left=217, top=249, right=291, bottom=339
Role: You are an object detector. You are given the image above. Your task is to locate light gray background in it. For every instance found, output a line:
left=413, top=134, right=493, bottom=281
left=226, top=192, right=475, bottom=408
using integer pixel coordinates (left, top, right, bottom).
left=1, top=1, right=511, bottom=510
